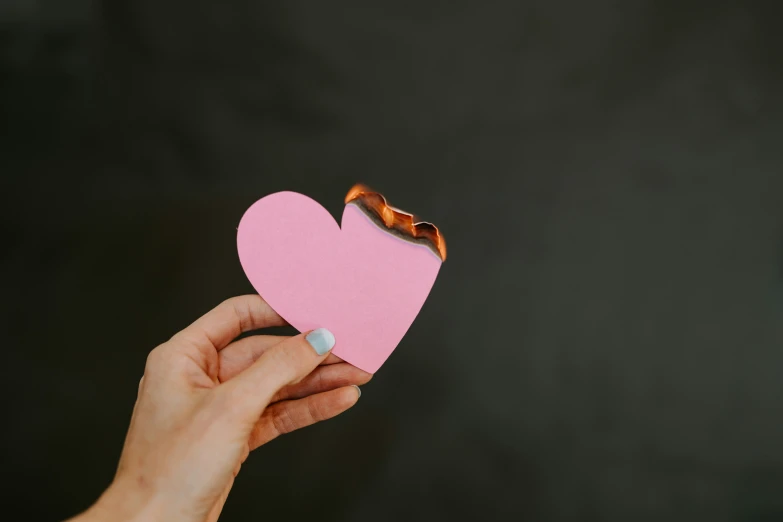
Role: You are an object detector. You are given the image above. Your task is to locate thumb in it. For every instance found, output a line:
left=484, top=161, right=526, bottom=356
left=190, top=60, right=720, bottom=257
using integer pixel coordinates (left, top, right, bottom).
left=221, top=328, right=335, bottom=420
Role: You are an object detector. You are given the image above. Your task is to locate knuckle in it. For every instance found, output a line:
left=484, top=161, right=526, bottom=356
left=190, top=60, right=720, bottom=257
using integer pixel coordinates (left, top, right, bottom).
left=144, top=344, right=168, bottom=372
left=232, top=299, right=255, bottom=332
left=222, top=296, right=259, bottom=332
left=314, top=369, right=326, bottom=389
left=144, top=343, right=190, bottom=377
left=307, top=398, right=326, bottom=423
left=271, top=406, right=298, bottom=436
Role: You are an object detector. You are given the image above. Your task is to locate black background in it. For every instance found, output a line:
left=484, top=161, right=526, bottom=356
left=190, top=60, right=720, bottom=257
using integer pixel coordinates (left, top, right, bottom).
left=3, top=1, right=783, bottom=521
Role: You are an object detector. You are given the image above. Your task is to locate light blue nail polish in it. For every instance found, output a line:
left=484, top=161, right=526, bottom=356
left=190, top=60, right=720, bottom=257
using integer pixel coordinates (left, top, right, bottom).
left=352, top=385, right=362, bottom=399
left=306, top=328, right=335, bottom=355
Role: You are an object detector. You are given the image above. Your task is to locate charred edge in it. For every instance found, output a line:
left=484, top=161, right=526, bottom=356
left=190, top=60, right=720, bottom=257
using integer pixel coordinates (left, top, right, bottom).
left=346, top=195, right=447, bottom=261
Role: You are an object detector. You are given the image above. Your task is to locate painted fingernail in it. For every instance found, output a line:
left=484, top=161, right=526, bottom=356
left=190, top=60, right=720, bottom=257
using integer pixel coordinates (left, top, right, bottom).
left=306, top=328, right=335, bottom=355
left=352, top=385, right=362, bottom=399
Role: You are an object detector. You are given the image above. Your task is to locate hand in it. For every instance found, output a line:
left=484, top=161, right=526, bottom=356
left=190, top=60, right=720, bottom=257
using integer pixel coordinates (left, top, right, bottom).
left=71, top=295, right=371, bottom=522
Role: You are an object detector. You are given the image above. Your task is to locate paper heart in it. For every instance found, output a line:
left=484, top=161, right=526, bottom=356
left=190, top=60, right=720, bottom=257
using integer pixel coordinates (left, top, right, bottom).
left=237, top=189, right=444, bottom=373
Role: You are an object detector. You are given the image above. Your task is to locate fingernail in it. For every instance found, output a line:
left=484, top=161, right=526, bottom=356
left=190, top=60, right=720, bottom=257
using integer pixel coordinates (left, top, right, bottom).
left=306, top=328, right=335, bottom=355
left=352, top=385, right=362, bottom=399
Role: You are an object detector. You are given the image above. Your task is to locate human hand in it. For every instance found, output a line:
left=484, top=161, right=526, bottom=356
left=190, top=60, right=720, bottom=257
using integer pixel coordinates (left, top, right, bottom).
left=71, top=295, right=371, bottom=522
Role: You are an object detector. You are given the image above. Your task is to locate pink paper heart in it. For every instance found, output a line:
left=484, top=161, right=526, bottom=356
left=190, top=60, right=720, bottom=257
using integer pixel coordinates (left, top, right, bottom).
left=237, top=191, right=442, bottom=373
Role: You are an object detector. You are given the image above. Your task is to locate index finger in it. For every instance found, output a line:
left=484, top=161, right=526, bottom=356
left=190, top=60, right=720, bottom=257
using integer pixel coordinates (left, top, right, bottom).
left=175, top=295, right=287, bottom=351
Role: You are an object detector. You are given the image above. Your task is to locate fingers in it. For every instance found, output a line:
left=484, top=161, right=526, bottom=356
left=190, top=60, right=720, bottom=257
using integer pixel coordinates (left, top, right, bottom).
left=249, top=385, right=361, bottom=450
left=221, top=329, right=336, bottom=420
left=173, top=295, right=286, bottom=352
left=218, top=335, right=348, bottom=383
left=217, top=335, right=287, bottom=383
left=321, top=354, right=346, bottom=365
left=270, top=362, right=372, bottom=403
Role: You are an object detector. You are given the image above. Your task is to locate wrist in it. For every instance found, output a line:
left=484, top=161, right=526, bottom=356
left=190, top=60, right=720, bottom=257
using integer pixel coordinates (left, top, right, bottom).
left=78, top=477, right=164, bottom=522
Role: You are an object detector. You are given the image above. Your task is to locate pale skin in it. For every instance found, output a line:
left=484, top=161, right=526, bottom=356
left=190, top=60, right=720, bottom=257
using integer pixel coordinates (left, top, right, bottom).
left=69, top=295, right=371, bottom=522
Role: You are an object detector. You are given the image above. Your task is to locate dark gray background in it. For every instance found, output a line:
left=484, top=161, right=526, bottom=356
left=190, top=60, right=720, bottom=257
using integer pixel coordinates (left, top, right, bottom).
left=2, top=1, right=782, bottom=521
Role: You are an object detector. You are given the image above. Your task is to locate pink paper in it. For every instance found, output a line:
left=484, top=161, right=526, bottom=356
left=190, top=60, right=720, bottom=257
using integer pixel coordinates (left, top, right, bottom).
left=237, top=191, right=442, bottom=373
